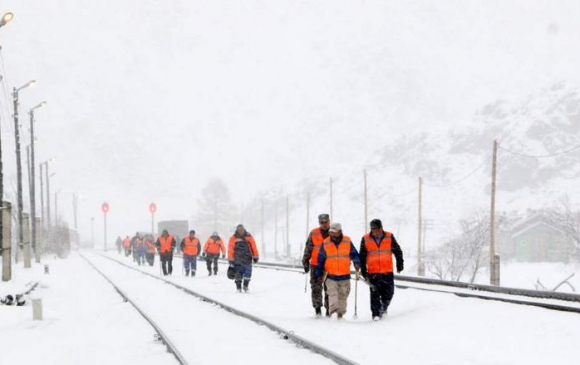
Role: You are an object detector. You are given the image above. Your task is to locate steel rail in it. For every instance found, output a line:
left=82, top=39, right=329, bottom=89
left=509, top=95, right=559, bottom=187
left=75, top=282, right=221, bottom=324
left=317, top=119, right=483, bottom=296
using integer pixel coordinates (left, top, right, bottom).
left=96, top=252, right=359, bottom=365
left=80, top=254, right=188, bottom=365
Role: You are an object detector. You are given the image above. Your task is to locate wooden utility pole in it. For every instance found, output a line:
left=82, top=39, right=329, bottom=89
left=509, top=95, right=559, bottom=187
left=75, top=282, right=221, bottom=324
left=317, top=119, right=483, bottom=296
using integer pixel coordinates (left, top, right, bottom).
left=286, top=196, right=290, bottom=258
left=364, top=169, right=368, bottom=232
left=2, top=202, right=12, bottom=281
left=329, top=177, right=334, bottom=220
left=274, top=200, right=278, bottom=258
left=261, top=199, right=265, bottom=258
left=490, top=140, right=500, bottom=286
left=417, top=177, right=424, bottom=276
left=302, top=193, right=310, bottom=256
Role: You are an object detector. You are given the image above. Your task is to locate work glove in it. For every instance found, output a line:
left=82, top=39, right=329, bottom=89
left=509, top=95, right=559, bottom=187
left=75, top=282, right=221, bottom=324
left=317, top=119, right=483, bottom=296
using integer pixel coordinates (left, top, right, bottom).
left=397, top=262, right=404, bottom=273
left=303, top=262, right=310, bottom=273
left=317, top=275, right=325, bottom=283
left=253, top=257, right=259, bottom=264
left=361, top=273, right=368, bottom=282
left=222, top=254, right=225, bottom=259
left=202, top=252, right=206, bottom=257
left=229, top=261, right=234, bottom=267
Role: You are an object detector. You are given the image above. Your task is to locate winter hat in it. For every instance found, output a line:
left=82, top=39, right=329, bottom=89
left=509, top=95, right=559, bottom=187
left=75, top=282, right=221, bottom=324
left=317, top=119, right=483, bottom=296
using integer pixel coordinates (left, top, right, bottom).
left=329, top=222, right=342, bottom=233
left=212, top=231, right=219, bottom=236
left=370, top=219, right=383, bottom=230
left=318, top=214, right=330, bottom=222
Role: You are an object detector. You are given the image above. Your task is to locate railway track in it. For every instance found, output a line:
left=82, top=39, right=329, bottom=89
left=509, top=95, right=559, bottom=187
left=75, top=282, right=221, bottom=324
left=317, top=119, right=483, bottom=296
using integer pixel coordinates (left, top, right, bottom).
left=80, top=254, right=188, bottom=365
left=89, top=252, right=359, bottom=365
left=250, top=261, right=580, bottom=314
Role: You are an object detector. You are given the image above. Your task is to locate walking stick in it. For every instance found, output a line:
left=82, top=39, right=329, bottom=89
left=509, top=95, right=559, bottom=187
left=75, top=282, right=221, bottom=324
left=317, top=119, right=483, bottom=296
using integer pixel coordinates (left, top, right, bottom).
left=304, top=272, right=308, bottom=293
left=353, top=271, right=359, bottom=319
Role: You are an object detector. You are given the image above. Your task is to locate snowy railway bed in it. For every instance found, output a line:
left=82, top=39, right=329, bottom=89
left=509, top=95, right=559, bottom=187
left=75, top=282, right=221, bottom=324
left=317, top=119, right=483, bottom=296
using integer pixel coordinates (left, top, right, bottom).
left=250, top=261, right=580, bottom=314
left=83, top=252, right=351, bottom=365
left=98, top=251, right=580, bottom=365
left=80, top=254, right=189, bottom=365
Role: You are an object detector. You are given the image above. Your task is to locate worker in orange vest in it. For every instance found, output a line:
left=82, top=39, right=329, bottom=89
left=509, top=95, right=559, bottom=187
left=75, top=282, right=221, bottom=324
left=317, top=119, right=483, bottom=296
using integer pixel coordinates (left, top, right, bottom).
left=315, top=223, right=360, bottom=320
left=360, top=219, right=404, bottom=320
left=144, top=234, right=156, bottom=266
left=155, top=230, right=176, bottom=276
left=122, top=236, right=131, bottom=257
left=228, top=224, right=259, bottom=292
left=180, top=230, right=201, bottom=276
left=202, top=232, right=225, bottom=276
left=302, top=213, right=331, bottom=318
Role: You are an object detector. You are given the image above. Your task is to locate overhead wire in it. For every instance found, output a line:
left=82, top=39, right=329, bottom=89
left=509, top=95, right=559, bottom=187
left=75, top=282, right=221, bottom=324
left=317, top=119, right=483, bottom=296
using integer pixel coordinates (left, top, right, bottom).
left=423, top=155, right=492, bottom=188
left=497, top=143, right=580, bottom=158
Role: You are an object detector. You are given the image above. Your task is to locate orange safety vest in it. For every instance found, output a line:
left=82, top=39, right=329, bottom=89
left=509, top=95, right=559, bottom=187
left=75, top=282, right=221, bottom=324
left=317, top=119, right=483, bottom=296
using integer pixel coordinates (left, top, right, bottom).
left=145, top=239, right=156, bottom=254
left=158, top=235, right=174, bottom=253
left=123, top=239, right=131, bottom=248
left=309, top=228, right=325, bottom=266
left=182, top=237, right=200, bottom=256
left=204, top=238, right=225, bottom=255
left=323, top=236, right=352, bottom=276
left=363, top=232, right=394, bottom=274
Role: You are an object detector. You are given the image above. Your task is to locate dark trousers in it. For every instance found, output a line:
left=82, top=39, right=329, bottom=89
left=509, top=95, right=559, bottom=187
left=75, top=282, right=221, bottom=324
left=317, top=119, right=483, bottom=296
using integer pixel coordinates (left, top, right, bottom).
left=368, top=273, right=395, bottom=317
left=160, top=252, right=173, bottom=276
left=310, top=269, right=329, bottom=310
left=146, top=253, right=155, bottom=266
left=183, top=254, right=198, bottom=276
left=234, top=264, right=252, bottom=289
left=206, top=253, right=219, bottom=274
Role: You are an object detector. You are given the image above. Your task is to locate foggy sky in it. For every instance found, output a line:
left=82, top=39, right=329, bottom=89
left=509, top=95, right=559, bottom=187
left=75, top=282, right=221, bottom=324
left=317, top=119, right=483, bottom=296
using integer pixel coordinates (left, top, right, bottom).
left=1, top=0, right=579, bottom=243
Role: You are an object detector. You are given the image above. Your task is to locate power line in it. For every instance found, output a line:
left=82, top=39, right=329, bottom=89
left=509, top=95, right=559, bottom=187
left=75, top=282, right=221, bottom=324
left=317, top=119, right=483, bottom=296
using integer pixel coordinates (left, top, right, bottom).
left=498, top=143, right=580, bottom=158
left=423, top=155, right=492, bottom=188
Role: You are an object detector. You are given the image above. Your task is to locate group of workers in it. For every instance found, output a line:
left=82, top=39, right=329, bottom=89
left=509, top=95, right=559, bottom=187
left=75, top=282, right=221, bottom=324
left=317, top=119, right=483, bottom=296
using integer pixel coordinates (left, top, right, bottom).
left=113, top=214, right=403, bottom=321
left=114, top=224, right=258, bottom=292
left=302, top=214, right=404, bottom=321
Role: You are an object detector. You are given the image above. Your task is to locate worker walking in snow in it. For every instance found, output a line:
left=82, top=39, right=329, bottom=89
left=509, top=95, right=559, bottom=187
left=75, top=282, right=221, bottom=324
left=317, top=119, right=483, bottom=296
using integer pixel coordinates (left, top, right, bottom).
left=144, top=234, right=156, bottom=266
left=181, top=230, right=201, bottom=276
left=156, top=230, right=176, bottom=276
left=360, top=219, right=404, bottom=320
left=315, top=223, right=360, bottom=320
left=302, top=213, right=331, bottom=318
left=131, top=233, right=143, bottom=264
left=203, top=232, right=226, bottom=276
left=228, top=224, right=259, bottom=292
left=123, top=236, right=131, bottom=257
left=116, top=236, right=123, bottom=254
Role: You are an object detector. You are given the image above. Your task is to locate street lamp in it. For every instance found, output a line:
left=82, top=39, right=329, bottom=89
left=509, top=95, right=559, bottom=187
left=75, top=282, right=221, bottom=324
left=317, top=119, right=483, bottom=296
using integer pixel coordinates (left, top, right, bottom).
left=13, top=80, right=36, bottom=262
left=0, top=12, right=13, bottom=28
left=29, top=101, right=47, bottom=262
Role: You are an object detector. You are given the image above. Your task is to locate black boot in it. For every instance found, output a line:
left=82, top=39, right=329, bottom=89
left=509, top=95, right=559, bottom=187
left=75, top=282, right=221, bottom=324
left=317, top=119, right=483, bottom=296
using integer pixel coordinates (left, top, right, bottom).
left=185, top=269, right=189, bottom=276
left=243, top=279, right=250, bottom=293
left=315, top=307, right=322, bottom=318
left=325, top=308, right=330, bottom=318
left=235, top=281, right=242, bottom=293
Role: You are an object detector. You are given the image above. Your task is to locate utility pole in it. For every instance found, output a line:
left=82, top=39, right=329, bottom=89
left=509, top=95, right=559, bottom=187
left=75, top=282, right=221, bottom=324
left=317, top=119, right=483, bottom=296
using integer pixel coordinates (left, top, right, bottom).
left=286, top=196, right=290, bottom=258
left=72, top=193, right=78, bottom=231
left=418, top=177, right=424, bottom=276
left=45, top=162, right=51, bottom=228
left=54, top=191, right=60, bottom=225
left=29, top=109, right=37, bottom=259
left=2, top=202, right=12, bottom=281
left=39, top=164, right=44, bottom=231
left=261, top=199, right=265, bottom=258
left=364, top=169, right=368, bottom=232
left=303, top=192, right=310, bottom=256
left=22, top=213, right=31, bottom=268
left=13, top=83, right=34, bottom=266
left=490, top=140, right=500, bottom=286
left=274, top=200, right=278, bottom=259
left=329, top=177, right=333, bottom=221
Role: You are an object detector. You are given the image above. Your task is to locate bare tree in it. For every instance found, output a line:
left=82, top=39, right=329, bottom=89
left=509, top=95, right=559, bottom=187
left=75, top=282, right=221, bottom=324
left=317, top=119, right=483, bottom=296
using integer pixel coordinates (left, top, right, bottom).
left=192, top=178, right=238, bottom=238
left=545, top=196, right=580, bottom=261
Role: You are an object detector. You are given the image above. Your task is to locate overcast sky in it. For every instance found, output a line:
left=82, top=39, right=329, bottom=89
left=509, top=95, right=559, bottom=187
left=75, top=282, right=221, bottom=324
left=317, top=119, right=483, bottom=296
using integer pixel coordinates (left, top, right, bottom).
left=1, top=0, right=579, bottom=243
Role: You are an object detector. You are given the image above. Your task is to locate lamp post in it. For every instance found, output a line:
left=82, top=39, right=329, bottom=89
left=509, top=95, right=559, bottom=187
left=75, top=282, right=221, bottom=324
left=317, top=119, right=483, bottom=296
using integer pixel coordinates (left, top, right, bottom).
left=0, top=11, right=14, bottom=275
left=0, top=12, right=13, bottom=28
left=29, top=101, right=47, bottom=260
left=13, top=80, right=36, bottom=259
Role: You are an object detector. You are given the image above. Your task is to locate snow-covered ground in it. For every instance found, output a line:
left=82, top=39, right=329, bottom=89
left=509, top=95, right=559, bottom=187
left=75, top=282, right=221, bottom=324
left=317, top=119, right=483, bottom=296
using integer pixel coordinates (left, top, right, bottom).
left=0, top=255, right=175, bottom=364
left=86, top=251, right=580, bottom=365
